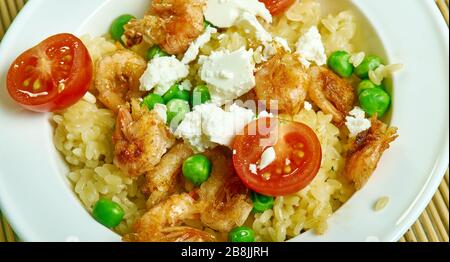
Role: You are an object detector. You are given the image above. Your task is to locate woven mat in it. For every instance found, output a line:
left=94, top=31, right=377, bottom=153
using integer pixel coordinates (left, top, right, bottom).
left=0, top=0, right=449, bottom=242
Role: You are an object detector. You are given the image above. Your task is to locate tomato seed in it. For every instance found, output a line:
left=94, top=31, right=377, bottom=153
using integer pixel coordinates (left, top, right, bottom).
left=297, top=150, right=305, bottom=158
left=58, top=83, right=66, bottom=92
left=23, top=78, right=31, bottom=87
left=62, top=55, right=72, bottom=62
left=262, top=172, right=271, bottom=180
left=284, top=165, right=292, bottom=174
left=33, top=79, right=42, bottom=91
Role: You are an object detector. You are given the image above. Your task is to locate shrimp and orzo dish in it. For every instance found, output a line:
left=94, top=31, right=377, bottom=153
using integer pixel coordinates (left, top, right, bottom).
left=6, top=0, right=403, bottom=242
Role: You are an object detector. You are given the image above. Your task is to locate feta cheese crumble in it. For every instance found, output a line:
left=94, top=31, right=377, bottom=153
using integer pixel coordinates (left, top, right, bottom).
left=181, top=26, right=218, bottom=64
left=345, top=107, right=371, bottom=137
left=295, top=26, right=327, bottom=68
left=237, top=12, right=273, bottom=42
left=205, top=0, right=272, bottom=28
left=249, top=164, right=258, bottom=175
left=199, top=48, right=256, bottom=105
left=258, top=147, right=276, bottom=170
left=175, top=103, right=255, bottom=152
left=140, top=56, right=189, bottom=95
left=262, top=42, right=277, bottom=60
left=274, top=37, right=291, bottom=52
left=304, top=101, right=313, bottom=111
left=253, top=37, right=291, bottom=63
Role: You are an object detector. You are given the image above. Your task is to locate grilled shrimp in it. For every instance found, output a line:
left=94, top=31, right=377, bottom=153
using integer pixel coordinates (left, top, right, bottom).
left=344, top=117, right=398, bottom=189
left=94, top=50, right=147, bottom=112
left=197, top=148, right=253, bottom=232
left=255, top=52, right=311, bottom=114
left=113, top=100, right=176, bottom=178
left=123, top=193, right=216, bottom=242
left=308, top=66, right=356, bottom=125
left=123, top=0, right=205, bottom=55
left=125, top=148, right=251, bottom=242
left=143, top=143, right=194, bottom=208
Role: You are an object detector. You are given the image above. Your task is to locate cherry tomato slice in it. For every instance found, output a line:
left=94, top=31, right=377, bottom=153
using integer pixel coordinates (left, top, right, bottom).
left=7, top=33, right=93, bottom=112
left=233, top=117, right=322, bottom=196
left=259, top=0, right=296, bottom=16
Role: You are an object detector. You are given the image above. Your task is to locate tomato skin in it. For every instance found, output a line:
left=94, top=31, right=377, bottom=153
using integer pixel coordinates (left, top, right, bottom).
left=7, top=33, right=93, bottom=112
left=233, top=118, right=322, bottom=196
left=259, top=0, right=296, bottom=16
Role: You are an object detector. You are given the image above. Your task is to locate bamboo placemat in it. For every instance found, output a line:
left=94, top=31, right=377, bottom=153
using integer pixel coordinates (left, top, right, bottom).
left=0, top=0, right=449, bottom=242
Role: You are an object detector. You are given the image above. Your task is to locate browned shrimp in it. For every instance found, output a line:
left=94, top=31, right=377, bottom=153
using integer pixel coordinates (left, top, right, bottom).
left=124, top=148, right=251, bottom=242
left=197, top=148, right=253, bottom=232
left=94, top=50, right=147, bottom=112
left=123, top=193, right=216, bottom=242
left=255, top=52, right=311, bottom=114
left=123, top=0, right=205, bottom=55
left=344, top=117, right=398, bottom=189
left=308, top=66, right=356, bottom=125
left=113, top=100, right=176, bottom=178
left=143, top=143, right=194, bottom=208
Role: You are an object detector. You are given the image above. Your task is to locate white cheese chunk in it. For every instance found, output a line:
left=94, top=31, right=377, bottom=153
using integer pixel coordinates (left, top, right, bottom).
left=199, top=48, right=256, bottom=106
left=182, top=26, right=218, bottom=64
left=175, top=103, right=255, bottom=152
left=174, top=107, right=216, bottom=153
left=139, top=56, right=189, bottom=95
left=258, top=147, right=276, bottom=170
left=262, top=41, right=277, bottom=60
left=345, top=107, right=372, bottom=137
left=236, top=12, right=272, bottom=42
left=249, top=164, right=258, bottom=175
left=304, top=101, right=313, bottom=111
left=205, top=0, right=272, bottom=28
left=153, top=104, right=167, bottom=123
left=274, top=37, right=291, bottom=52
left=254, top=37, right=291, bottom=64
left=295, top=26, right=327, bottom=68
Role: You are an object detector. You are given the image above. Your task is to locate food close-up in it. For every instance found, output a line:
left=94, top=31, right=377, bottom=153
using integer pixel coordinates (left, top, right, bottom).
left=0, top=0, right=448, bottom=244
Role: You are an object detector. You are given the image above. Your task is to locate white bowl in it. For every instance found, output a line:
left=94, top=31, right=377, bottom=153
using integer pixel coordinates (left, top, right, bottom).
left=0, top=0, right=448, bottom=242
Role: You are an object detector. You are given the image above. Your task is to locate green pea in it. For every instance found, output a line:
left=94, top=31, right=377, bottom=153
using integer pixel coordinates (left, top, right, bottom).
left=229, top=226, right=255, bottom=242
left=142, top=93, right=164, bottom=110
left=191, top=85, right=211, bottom=106
left=92, top=199, right=125, bottom=228
left=327, top=51, right=354, bottom=78
left=182, top=154, right=212, bottom=186
left=359, top=88, right=391, bottom=118
left=166, top=99, right=190, bottom=126
left=147, top=45, right=169, bottom=60
left=357, top=79, right=385, bottom=96
left=163, top=84, right=190, bottom=103
left=251, top=192, right=274, bottom=213
left=110, top=14, right=135, bottom=42
left=355, top=55, right=383, bottom=79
